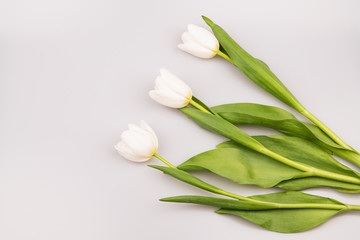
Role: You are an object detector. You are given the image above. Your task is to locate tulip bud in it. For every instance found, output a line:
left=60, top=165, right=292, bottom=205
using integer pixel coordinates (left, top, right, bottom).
left=115, top=121, right=158, bottom=162
left=178, top=24, right=219, bottom=59
left=149, top=69, right=192, bottom=108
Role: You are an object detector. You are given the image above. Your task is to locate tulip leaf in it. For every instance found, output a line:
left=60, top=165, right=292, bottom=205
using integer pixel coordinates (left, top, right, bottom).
left=211, top=103, right=360, bottom=166
left=178, top=147, right=304, bottom=188
left=148, top=165, right=226, bottom=195
left=277, top=177, right=360, bottom=192
left=191, top=96, right=218, bottom=116
left=212, top=103, right=338, bottom=148
left=179, top=107, right=264, bottom=151
left=161, top=191, right=347, bottom=233
left=203, top=16, right=302, bottom=110
left=178, top=135, right=360, bottom=191
left=161, top=195, right=278, bottom=210
left=250, top=135, right=359, bottom=177
left=217, top=206, right=341, bottom=233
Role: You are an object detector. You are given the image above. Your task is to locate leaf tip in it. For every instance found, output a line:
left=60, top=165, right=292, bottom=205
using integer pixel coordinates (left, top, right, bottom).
left=214, top=209, right=226, bottom=214
left=159, top=197, right=173, bottom=202
left=147, top=164, right=163, bottom=171
left=202, top=15, right=214, bottom=27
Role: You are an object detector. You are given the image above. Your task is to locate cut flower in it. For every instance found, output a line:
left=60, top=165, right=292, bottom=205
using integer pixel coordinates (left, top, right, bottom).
left=149, top=68, right=192, bottom=108
left=115, top=120, right=158, bottom=162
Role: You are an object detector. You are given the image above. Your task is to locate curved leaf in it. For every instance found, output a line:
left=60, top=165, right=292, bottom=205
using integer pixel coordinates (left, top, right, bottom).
left=178, top=147, right=303, bottom=188
left=251, top=135, right=359, bottom=178
left=148, top=165, right=224, bottom=195
left=161, top=195, right=278, bottom=210
left=179, top=135, right=360, bottom=191
left=212, top=103, right=339, bottom=149
left=217, top=191, right=344, bottom=233
left=161, top=191, right=347, bottom=233
left=217, top=208, right=339, bottom=233
left=179, top=107, right=264, bottom=151
left=202, top=16, right=302, bottom=110
left=277, top=177, right=360, bottom=192
left=212, top=103, right=360, bottom=166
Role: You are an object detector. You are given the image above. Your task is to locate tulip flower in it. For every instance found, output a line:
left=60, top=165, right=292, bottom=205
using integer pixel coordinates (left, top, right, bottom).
left=149, top=69, right=192, bottom=108
left=115, top=120, right=176, bottom=168
left=115, top=120, right=158, bottom=162
left=178, top=24, right=219, bottom=59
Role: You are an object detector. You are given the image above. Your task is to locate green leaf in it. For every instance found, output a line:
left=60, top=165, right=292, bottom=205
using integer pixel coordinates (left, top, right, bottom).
left=217, top=208, right=339, bottom=233
left=217, top=191, right=344, bottom=233
left=162, top=191, right=346, bottom=233
left=179, top=135, right=360, bottom=191
left=212, top=103, right=338, bottom=148
left=179, top=107, right=264, bottom=151
left=161, top=195, right=277, bottom=210
left=212, top=103, right=360, bottom=166
left=178, top=147, right=303, bottom=188
left=148, top=165, right=224, bottom=195
left=202, top=16, right=302, bottom=110
left=191, top=96, right=218, bottom=116
left=251, top=135, right=359, bottom=178
left=277, top=177, right=360, bottom=192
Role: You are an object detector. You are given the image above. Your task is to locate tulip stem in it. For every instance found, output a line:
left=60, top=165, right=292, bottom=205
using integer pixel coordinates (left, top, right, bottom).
left=189, top=99, right=212, bottom=114
left=217, top=50, right=234, bottom=64
left=154, top=153, right=177, bottom=169
left=298, top=107, right=353, bottom=151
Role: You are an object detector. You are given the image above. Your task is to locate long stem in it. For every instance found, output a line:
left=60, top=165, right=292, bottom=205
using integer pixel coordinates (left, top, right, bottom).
left=217, top=50, right=234, bottom=64
left=154, top=153, right=177, bottom=169
left=275, top=203, right=360, bottom=211
left=216, top=189, right=266, bottom=204
left=348, top=205, right=360, bottom=211
left=261, top=148, right=360, bottom=185
left=299, top=108, right=353, bottom=151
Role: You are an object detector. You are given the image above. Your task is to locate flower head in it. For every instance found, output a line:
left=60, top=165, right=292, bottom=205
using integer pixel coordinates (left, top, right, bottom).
left=149, top=69, right=192, bottom=108
left=115, top=120, right=158, bottom=162
left=178, top=24, right=219, bottom=59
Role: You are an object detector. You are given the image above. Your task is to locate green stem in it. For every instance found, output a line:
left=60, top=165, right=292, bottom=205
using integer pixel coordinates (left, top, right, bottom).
left=299, top=108, right=353, bottom=151
left=217, top=50, right=234, bottom=64
left=348, top=205, right=360, bottom=211
left=154, top=153, right=177, bottom=169
left=261, top=148, right=360, bottom=185
left=216, top=189, right=266, bottom=204
left=275, top=203, right=360, bottom=211
left=215, top=184, right=360, bottom=210
left=189, top=98, right=211, bottom=114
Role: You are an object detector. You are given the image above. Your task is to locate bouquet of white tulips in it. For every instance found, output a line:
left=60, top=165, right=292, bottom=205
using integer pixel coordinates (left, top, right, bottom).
left=114, top=16, right=360, bottom=233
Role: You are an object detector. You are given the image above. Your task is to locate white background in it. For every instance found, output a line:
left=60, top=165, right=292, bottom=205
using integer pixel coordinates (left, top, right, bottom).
left=1, top=0, right=360, bottom=239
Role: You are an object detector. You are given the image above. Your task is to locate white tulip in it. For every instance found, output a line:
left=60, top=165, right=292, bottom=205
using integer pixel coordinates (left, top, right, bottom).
left=178, top=24, right=219, bottom=59
left=149, top=69, right=192, bottom=108
left=115, top=120, right=158, bottom=162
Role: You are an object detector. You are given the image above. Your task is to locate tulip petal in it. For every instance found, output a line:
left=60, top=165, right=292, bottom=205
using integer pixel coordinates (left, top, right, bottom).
left=154, top=76, right=174, bottom=93
left=187, top=24, right=219, bottom=52
left=181, top=31, right=198, bottom=45
left=121, top=130, right=155, bottom=158
left=128, top=123, right=158, bottom=149
left=154, top=75, right=191, bottom=105
left=140, top=120, right=158, bottom=149
left=178, top=42, right=216, bottom=59
left=149, top=90, right=189, bottom=108
left=180, top=32, right=217, bottom=58
left=115, top=141, right=150, bottom=162
left=128, top=121, right=158, bottom=150
left=159, top=69, right=192, bottom=99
